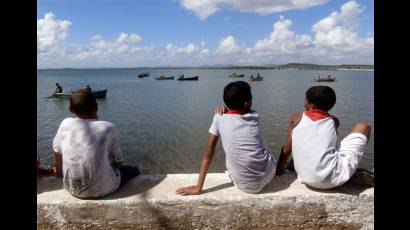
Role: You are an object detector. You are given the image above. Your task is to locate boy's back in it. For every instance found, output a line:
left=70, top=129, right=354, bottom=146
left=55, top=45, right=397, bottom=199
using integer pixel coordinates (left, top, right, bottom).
left=276, top=86, right=371, bottom=189
left=53, top=117, right=122, bottom=198
left=292, top=112, right=339, bottom=187
left=209, top=110, right=276, bottom=193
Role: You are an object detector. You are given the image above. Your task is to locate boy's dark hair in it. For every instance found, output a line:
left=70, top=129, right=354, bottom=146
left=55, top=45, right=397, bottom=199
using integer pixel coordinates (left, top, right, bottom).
left=70, top=89, right=97, bottom=115
left=305, top=86, right=336, bottom=111
left=223, top=81, right=252, bottom=110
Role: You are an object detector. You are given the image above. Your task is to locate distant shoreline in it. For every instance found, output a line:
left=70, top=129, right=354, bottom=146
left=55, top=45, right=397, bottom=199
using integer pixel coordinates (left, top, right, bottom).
left=38, top=67, right=374, bottom=71
left=37, top=63, right=374, bottom=71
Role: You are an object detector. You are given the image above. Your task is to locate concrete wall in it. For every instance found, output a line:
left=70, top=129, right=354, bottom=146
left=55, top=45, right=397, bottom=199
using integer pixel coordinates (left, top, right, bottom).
left=37, top=173, right=373, bottom=229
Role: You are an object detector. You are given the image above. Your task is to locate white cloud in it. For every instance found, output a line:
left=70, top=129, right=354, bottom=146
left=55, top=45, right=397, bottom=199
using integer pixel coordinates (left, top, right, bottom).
left=115, top=32, right=142, bottom=44
left=180, top=0, right=328, bottom=20
left=313, top=0, right=364, bottom=32
left=312, top=1, right=372, bottom=57
left=216, top=35, right=243, bottom=55
left=177, top=43, right=198, bottom=55
left=38, top=2, right=373, bottom=68
left=253, top=16, right=313, bottom=55
left=129, top=33, right=142, bottom=42
left=200, top=48, right=209, bottom=55
left=246, top=1, right=372, bottom=64
left=37, top=12, right=71, bottom=53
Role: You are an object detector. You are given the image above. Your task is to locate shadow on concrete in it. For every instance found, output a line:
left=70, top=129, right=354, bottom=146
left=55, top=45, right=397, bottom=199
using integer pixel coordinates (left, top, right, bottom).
left=100, top=174, right=167, bottom=200
left=37, top=176, right=63, bottom=194
left=201, top=182, right=234, bottom=194
left=257, top=172, right=297, bottom=194
left=304, top=180, right=372, bottom=196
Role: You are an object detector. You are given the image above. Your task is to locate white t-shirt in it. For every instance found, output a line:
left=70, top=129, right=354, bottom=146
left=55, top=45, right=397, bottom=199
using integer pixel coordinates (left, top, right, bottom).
left=292, top=113, right=367, bottom=189
left=53, top=117, right=122, bottom=198
left=209, top=110, right=276, bottom=193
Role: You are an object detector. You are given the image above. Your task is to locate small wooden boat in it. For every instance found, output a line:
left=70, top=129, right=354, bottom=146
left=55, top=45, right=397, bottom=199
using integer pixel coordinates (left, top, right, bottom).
left=138, top=72, right=149, bottom=78
left=156, top=76, right=175, bottom=80
left=314, top=78, right=336, bottom=82
left=249, top=76, right=263, bottom=81
left=229, top=73, right=244, bottom=78
left=52, top=89, right=108, bottom=99
left=314, top=75, right=335, bottom=82
left=177, top=76, right=199, bottom=81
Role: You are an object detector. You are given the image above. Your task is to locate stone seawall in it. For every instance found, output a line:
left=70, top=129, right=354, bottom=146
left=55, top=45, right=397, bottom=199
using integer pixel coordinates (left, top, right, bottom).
left=37, top=173, right=373, bottom=229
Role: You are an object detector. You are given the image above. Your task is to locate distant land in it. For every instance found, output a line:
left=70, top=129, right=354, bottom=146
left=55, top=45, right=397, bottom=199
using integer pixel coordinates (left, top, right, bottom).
left=38, top=63, right=374, bottom=71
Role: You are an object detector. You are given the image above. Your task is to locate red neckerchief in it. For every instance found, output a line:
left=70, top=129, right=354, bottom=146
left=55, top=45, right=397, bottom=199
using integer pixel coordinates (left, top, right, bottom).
left=305, top=109, right=330, bottom=121
left=225, top=109, right=246, bottom=115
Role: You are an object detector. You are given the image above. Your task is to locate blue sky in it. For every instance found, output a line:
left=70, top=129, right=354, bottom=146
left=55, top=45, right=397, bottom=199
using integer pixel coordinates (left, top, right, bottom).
left=37, top=0, right=374, bottom=68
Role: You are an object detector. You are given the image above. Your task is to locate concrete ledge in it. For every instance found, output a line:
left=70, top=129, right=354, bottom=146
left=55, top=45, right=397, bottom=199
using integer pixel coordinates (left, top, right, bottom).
left=37, top=173, right=373, bottom=229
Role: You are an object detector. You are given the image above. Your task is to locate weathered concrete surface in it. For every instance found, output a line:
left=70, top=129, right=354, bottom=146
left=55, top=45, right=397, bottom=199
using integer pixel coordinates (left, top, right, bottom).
left=37, top=173, right=373, bottom=230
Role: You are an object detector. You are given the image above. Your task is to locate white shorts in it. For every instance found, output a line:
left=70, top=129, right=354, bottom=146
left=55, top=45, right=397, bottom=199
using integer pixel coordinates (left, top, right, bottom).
left=307, top=132, right=368, bottom=189
left=225, top=169, right=275, bottom=194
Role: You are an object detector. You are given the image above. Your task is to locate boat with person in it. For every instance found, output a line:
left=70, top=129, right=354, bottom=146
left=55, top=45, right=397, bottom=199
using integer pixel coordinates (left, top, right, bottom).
left=249, top=73, right=263, bottom=81
left=52, top=89, right=108, bottom=99
left=177, top=75, right=199, bottom=81
left=314, top=75, right=336, bottom=82
left=138, top=72, right=149, bottom=78
left=156, top=75, right=175, bottom=80
left=229, top=73, right=245, bottom=78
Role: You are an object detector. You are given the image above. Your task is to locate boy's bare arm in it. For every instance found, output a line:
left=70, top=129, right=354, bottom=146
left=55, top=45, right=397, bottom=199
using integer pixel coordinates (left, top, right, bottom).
left=276, top=112, right=302, bottom=175
left=53, top=151, right=63, bottom=177
left=331, top=115, right=340, bottom=135
left=176, top=134, right=219, bottom=195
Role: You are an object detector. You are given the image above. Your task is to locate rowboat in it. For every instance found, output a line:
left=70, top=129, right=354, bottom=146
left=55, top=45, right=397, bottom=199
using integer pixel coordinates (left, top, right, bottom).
left=229, top=73, right=244, bottom=78
left=177, top=76, right=199, bottom=81
left=314, top=78, right=336, bottom=82
left=138, top=72, right=149, bottom=78
left=249, top=76, right=263, bottom=81
left=156, top=76, right=175, bottom=80
left=52, top=89, right=108, bottom=99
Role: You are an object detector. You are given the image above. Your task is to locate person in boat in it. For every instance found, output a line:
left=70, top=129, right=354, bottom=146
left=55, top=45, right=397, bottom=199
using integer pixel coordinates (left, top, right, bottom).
left=176, top=81, right=277, bottom=195
left=257, top=73, right=260, bottom=79
left=52, top=89, right=140, bottom=198
left=85, top=85, right=92, bottom=92
left=275, top=86, right=372, bottom=189
left=37, top=154, right=55, bottom=177
left=250, top=75, right=254, bottom=80
left=327, top=75, right=331, bottom=79
left=55, top=83, right=63, bottom=93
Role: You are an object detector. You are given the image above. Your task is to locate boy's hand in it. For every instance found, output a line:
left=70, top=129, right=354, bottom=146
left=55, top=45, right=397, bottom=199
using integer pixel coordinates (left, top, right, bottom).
left=176, top=185, right=202, bottom=195
left=214, top=106, right=227, bottom=115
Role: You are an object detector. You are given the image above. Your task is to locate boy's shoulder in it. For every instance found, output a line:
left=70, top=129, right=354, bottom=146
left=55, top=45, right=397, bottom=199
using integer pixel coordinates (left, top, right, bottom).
left=213, top=109, right=260, bottom=125
left=60, top=117, right=115, bottom=129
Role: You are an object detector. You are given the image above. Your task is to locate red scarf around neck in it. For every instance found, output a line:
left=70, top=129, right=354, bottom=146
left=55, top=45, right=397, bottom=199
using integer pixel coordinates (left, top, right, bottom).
left=225, top=109, right=246, bottom=115
left=305, top=109, right=330, bottom=121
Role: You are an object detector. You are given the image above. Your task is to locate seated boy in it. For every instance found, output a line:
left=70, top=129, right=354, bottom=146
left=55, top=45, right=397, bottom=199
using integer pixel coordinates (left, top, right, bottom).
left=53, top=89, right=140, bottom=198
left=176, top=81, right=276, bottom=195
left=276, top=86, right=371, bottom=189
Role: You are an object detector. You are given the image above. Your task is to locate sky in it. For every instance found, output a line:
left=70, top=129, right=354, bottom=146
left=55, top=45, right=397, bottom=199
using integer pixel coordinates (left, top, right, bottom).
left=37, top=0, right=374, bottom=68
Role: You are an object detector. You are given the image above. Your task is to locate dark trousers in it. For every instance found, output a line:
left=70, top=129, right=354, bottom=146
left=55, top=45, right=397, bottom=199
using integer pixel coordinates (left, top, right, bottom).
left=119, top=165, right=140, bottom=186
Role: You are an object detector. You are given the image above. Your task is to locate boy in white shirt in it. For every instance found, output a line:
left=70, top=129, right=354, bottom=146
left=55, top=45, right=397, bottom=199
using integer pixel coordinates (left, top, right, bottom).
left=276, top=86, right=371, bottom=189
left=53, top=89, right=139, bottom=198
left=176, top=81, right=276, bottom=195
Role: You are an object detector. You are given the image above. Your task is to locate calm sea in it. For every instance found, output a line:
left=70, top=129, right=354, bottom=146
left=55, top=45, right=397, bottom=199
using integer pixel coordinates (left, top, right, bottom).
left=37, top=68, right=374, bottom=173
